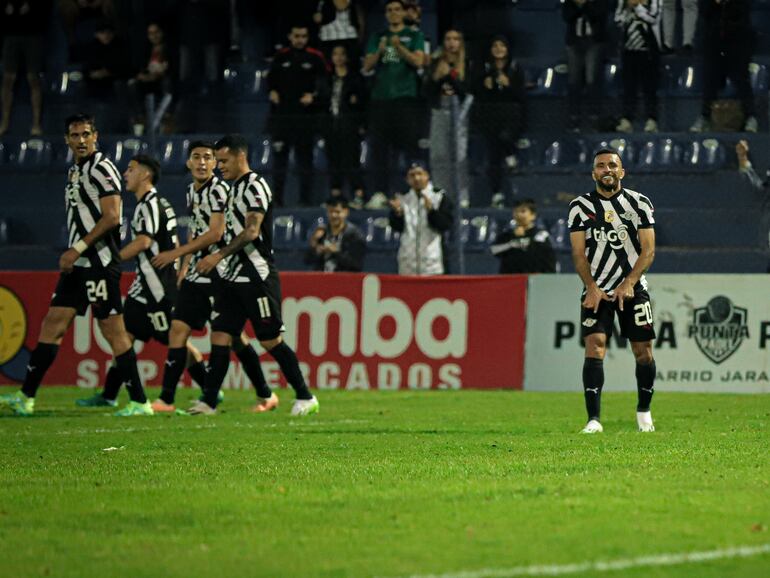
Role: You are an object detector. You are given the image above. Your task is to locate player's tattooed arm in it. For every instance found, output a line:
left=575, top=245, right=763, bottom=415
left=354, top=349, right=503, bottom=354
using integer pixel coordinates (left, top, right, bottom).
left=195, top=211, right=263, bottom=274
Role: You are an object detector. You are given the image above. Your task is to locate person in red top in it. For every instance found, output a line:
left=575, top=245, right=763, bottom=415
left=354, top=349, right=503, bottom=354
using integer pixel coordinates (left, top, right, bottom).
left=268, top=23, right=329, bottom=206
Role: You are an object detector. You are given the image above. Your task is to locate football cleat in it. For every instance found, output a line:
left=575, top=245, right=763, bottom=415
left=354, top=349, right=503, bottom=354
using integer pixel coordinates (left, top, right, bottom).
left=290, top=396, right=319, bottom=417
left=580, top=419, right=603, bottom=434
left=251, top=392, right=279, bottom=413
left=187, top=400, right=217, bottom=415
left=637, top=411, right=655, bottom=432
left=151, top=399, right=176, bottom=413
left=0, top=391, right=35, bottom=416
left=75, top=393, right=117, bottom=407
left=114, top=401, right=154, bottom=417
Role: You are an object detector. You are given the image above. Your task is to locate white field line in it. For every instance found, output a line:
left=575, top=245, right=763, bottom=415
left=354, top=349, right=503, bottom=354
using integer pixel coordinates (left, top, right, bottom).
left=389, top=544, right=770, bottom=578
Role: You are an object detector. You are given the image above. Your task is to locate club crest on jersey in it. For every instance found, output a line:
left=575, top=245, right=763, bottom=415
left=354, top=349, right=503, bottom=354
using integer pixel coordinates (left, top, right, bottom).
left=688, top=296, right=749, bottom=364
left=604, top=210, right=615, bottom=223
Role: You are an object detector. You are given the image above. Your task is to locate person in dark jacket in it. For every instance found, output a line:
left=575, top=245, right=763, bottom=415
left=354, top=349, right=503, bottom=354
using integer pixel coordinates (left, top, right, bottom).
left=84, top=20, right=127, bottom=101
left=562, top=0, right=609, bottom=131
left=268, top=23, right=330, bottom=206
left=324, top=44, right=366, bottom=207
left=473, top=35, right=526, bottom=206
left=306, top=196, right=366, bottom=271
left=491, top=198, right=556, bottom=274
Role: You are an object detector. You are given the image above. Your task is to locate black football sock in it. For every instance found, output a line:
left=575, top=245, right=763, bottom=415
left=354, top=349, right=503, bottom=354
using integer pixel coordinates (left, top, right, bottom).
left=159, top=347, right=187, bottom=404
left=101, top=364, right=123, bottom=402
left=186, top=360, right=208, bottom=390
left=115, top=349, right=147, bottom=404
left=268, top=342, right=312, bottom=400
left=234, top=342, right=272, bottom=399
left=21, top=342, right=59, bottom=398
left=202, top=345, right=231, bottom=408
left=582, top=357, right=604, bottom=422
left=636, top=360, right=656, bottom=412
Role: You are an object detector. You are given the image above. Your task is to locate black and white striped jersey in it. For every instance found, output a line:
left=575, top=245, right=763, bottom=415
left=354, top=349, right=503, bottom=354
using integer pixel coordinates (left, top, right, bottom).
left=127, top=189, right=179, bottom=305
left=615, top=0, right=660, bottom=52
left=222, top=172, right=275, bottom=283
left=185, top=176, right=230, bottom=283
left=568, top=188, right=655, bottom=294
left=65, top=151, right=122, bottom=270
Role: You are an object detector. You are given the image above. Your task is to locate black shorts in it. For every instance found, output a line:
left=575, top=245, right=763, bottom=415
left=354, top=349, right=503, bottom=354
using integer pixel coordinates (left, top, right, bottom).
left=51, top=266, right=122, bottom=320
left=173, top=279, right=217, bottom=330
left=124, top=297, right=171, bottom=344
left=580, top=289, right=656, bottom=342
left=2, top=36, right=44, bottom=75
left=211, top=275, right=284, bottom=341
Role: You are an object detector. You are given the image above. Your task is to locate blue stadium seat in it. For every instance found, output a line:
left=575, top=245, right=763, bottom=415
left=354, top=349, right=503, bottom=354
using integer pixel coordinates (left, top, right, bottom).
left=515, top=138, right=538, bottom=169
left=591, top=138, right=635, bottom=165
left=547, top=217, right=568, bottom=251
left=602, top=61, right=621, bottom=97
left=158, top=137, right=191, bottom=174
left=682, top=138, right=726, bottom=170
left=635, top=138, right=682, bottom=171
left=365, top=216, right=399, bottom=251
left=533, top=63, right=569, bottom=96
left=13, top=139, right=53, bottom=172
left=249, top=138, right=273, bottom=173
left=102, top=138, right=148, bottom=167
left=314, top=140, right=329, bottom=172
left=49, top=69, right=87, bottom=101
left=223, top=63, right=269, bottom=101
left=543, top=138, right=587, bottom=168
left=665, top=62, right=702, bottom=96
left=459, top=214, right=494, bottom=251
left=272, top=214, right=304, bottom=250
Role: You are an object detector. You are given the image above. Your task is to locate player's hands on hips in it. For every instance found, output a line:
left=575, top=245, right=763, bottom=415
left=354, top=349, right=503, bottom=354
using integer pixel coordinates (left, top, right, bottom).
left=152, top=249, right=178, bottom=269
left=59, top=248, right=79, bottom=274
left=582, top=284, right=610, bottom=313
left=196, top=253, right=222, bottom=275
left=613, top=279, right=635, bottom=311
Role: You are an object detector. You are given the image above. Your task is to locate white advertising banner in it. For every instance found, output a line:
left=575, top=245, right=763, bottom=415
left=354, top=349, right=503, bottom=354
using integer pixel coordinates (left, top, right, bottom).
left=525, top=275, right=770, bottom=393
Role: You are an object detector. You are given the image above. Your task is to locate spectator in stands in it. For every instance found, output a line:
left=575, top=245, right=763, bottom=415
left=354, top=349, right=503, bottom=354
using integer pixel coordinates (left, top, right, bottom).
left=305, top=196, right=366, bottom=271
left=562, top=0, right=609, bottom=132
left=324, top=44, right=366, bottom=208
left=313, top=0, right=365, bottom=63
left=490, top=199, right=556, bottom=274
left=404, top=0, right=431, bottom=67
left=84, top=20, right=126, bottom=101
left=614, top=0, right=661, bottom=134
left=690, top=0, right=757, bottom=133
left=268, top=23, right=329, bottom=206
left=426, top=29, right=470, bottom=205
left=0, top=0, right=50, bottom=136
left=389, top=162, right=454, bottom=275
left=59, top=0, right=116, bottom=59
left=363, top=0, right=426, bottom=197
left=660, top=0, right=697, bottom=54
left=473, top=35, right=526, bottom=208
left=128, top=22, right=170, bottom=135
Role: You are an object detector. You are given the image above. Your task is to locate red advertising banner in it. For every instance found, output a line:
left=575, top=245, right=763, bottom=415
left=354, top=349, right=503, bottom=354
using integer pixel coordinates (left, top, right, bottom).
left=0, top=272, right=526, bottom=390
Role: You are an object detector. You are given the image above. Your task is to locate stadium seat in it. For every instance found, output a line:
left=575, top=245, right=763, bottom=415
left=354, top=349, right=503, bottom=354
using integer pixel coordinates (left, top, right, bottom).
left=52, top=143, right=74, bottom=171
left=13, top=139, right=53, bottom=172
left=49, top=69, right=86, bottom=101
left=0, top=218, right=8, bottom=245
left=365, top=216, right=399, bottom=251
left=515, top=138, right=538, bottom=169
left=682, top=138, right=726, bottom=170
left=459, top=214, right=494, bottom=251
left=602, top=61, right=621, bottom=97
left=664, top=62, right=702, bottom=96
left=548, top=217, right=568, bottom=251
left=636, top=138, right=682, bottom=171
left=102, top=138, right=148, bottom=167
left=273, top=214, right=304, bottom=250
left=249, top=138, right=273, bottom=173
left=591, top=138, right=635, bottom=165
left=158, top=137, right=191, bottom=174
left=223, top=63, right=269, bottom=101
left=543, top=138, right=587, bottom=168
left=314, top=139, right=329, bottom=172
left=533, top=63, right=569, bottom=96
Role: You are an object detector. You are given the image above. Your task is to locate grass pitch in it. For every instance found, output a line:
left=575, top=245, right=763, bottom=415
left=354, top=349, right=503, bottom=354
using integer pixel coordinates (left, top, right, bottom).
left=1, top=388, right=769, bottom=578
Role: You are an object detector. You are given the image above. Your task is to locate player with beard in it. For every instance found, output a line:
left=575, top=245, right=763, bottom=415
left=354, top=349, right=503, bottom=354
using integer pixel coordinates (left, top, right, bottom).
left=567, top=148, right=657, bottom=434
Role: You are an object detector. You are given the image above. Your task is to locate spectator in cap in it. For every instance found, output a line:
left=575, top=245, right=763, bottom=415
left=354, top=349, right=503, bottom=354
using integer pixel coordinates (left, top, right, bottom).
left=388, top=162, right=454, bottom=275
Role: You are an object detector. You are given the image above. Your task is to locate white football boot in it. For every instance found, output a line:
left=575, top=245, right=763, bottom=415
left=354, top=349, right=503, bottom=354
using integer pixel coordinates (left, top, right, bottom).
left=580, top=419, right=603, bottom=434
left=637, top=411, right=655, bottom=432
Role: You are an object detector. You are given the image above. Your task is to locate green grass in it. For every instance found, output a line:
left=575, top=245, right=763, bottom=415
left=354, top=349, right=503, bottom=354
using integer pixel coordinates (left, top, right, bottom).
left=1, top=388, right=769, bottom=578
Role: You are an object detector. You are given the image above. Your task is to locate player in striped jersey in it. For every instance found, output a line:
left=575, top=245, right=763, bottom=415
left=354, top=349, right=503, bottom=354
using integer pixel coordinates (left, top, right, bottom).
left=190, top=134, right=318, bottom=416
left=0, top=114, right=149, bottom=416
left=568, top=148, right=657, bottom=434
left=148, top=141, right=276, bottom=413
left=75, top=155, right=208, bottom=410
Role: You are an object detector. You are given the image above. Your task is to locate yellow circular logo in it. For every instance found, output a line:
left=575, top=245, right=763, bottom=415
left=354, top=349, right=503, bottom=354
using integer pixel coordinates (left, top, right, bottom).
left=0, top=286, right=27, bottom=365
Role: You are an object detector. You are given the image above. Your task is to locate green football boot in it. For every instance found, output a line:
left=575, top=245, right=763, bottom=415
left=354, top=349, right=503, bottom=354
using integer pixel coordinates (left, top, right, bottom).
left=0, top=391, right=35, bottom=416
left=75, top=393, right=117, bottom=407
left=113, top=400, right=154, bottom=417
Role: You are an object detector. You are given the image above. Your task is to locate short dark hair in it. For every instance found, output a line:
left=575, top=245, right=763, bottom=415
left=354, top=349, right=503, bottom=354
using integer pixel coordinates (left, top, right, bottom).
left=188, top=140, right=216, bottom=156
left=325, top=195, right=349, bottom=209
left=290, top=23, right=310, bottom=32
left=386, top=0, right=407, bottom=9
left=132, top=154, right=161, bottom=185
left=594, top=147, right=620, bottom=160
left=64, top=113, right=96, bottom=134
left=215, top=134, right=249, bottom=155
left=514, top=198, right=537, bottom=214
